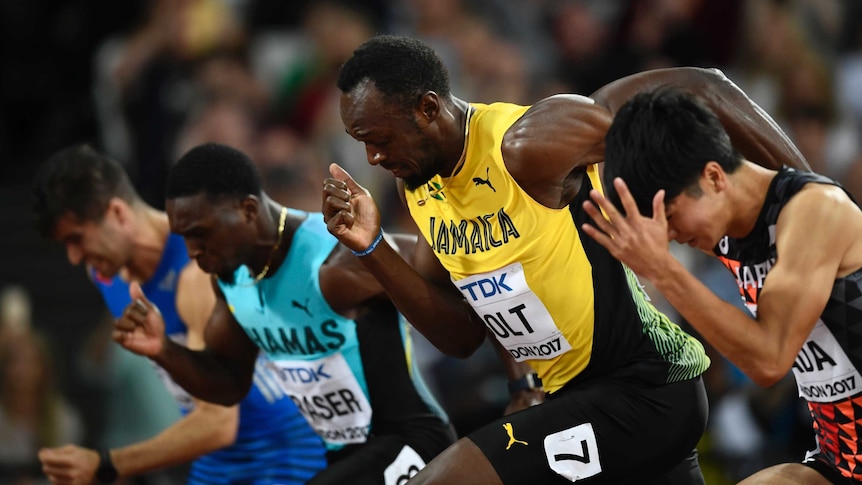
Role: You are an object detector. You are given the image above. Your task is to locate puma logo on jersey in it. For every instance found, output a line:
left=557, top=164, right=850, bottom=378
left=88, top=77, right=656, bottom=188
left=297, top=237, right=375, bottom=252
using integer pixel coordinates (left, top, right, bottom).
left=473, top=167, right=496, bottom=192
left=503, top=422, right=528, bottom=449
left=292, top=298, right=313, bottom=317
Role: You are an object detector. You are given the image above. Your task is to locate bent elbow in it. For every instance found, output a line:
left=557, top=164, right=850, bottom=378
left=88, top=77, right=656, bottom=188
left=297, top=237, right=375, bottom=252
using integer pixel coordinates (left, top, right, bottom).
left=677, top=66, right=728, bottom=87
left=750, top=373, right=783, bottom=388
left=748, top=362, right=790, bottom=388
left=702, top=67, right=727, bottom=80
left=433, top=336, right=482, bottom=359
left=709, top=67, right=727, bottom=79
left=448, top=345, right=478, bottom=360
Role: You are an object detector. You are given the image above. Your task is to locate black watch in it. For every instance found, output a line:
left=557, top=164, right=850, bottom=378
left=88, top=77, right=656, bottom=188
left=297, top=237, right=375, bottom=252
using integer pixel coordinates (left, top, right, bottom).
left=508, top=372, right=543, bottom=395
left=96, top=449, right=118, bottom=484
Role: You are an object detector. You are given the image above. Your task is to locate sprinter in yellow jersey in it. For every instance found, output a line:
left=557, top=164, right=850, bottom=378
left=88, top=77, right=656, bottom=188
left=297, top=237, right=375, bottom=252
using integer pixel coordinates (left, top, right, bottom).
left=322, top=35, right=810, bottom=485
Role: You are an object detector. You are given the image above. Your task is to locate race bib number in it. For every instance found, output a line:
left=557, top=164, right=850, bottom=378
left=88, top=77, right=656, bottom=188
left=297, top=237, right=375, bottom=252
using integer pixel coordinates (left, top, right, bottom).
left=792, top=320, right=862, bottom=403
left=269, top=353, right=372, bottom=446
left=455, top=262, right=572, bottom=361
left=544, top=423, right=602, bottom=482
left=383, top=445, right=426, bottom=485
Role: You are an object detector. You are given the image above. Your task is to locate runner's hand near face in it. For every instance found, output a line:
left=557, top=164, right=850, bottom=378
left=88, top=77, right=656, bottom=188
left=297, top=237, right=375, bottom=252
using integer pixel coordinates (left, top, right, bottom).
left=323, top=163, right=383, bottom=252
left=113, top=280, right=168, bottom=358
left=582, top=177, right=675, bottom=282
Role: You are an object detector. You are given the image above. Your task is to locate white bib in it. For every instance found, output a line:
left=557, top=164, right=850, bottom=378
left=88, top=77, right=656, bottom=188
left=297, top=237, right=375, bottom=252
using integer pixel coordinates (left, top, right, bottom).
left=792, top=320, right=862, bottom=403
left=269, top=353, right=372, bottom=446
left=454, top=262, right=572, bottom=361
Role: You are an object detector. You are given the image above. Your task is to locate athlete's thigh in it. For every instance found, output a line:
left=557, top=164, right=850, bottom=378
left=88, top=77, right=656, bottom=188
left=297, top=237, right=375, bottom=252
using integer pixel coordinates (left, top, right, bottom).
left=407, top=438, right=503, bottom=485
left=461, top=377, right=707, bottom=484
left=309, top=435, right=428, bottom=485
left=738, top=463, right=833, bottom=485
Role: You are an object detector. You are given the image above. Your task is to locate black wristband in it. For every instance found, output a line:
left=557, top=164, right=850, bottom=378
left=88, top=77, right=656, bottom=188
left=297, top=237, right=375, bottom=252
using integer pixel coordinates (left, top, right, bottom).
left=96, top=449, right=118, bottom=484
left=508, top=373, right=543, bottom=395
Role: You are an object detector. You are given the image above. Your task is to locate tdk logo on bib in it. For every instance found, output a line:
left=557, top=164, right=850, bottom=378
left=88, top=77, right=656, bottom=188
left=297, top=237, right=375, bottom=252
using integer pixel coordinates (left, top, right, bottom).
left=276, top=364, right=332, bottom=383
left=459, top=274, right=513, bottom=302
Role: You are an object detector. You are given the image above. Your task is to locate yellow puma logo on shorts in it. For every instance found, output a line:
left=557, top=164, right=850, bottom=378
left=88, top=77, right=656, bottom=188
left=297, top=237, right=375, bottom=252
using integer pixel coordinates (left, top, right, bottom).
left=503, top=422, right=528, bottom=450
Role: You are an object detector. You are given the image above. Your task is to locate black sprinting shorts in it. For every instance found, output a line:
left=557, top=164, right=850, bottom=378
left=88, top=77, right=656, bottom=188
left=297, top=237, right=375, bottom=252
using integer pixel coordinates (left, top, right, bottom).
left=308, top=416, right=457, bottom=485
left=469, top=376, right=708, bottom=484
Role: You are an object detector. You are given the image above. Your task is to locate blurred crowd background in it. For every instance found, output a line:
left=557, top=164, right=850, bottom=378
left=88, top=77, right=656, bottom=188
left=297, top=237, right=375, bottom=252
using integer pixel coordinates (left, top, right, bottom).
left=1, top=0, right=861, bottom=483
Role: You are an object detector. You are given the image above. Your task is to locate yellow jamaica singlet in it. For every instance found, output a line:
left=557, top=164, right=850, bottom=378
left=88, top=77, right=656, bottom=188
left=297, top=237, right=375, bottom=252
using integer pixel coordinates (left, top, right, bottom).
left=404, top=101, right=709, bottom=393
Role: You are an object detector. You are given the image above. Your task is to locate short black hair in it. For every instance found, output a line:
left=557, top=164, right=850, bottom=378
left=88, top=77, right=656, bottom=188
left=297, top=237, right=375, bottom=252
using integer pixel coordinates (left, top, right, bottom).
left=603, top=87, right=742, bottom=216
left=167, top=143, right=262, bottom=201
left=32, top=144, right=139, bottom=237
left=337, top=35, right=450, bottom=109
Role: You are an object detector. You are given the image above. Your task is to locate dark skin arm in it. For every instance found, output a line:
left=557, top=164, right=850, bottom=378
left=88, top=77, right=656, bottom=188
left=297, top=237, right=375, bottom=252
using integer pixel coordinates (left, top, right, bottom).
left=502, top=94, right=612, bottom=208
left=114, top=278, right=258, bottom=405
left=320, top=233, right=420, bottom=320
left=590, top=67, right=810, bottom=171
left=502, top=67, right=810, bottom=210
left=323, top=168, right=487, bottom=358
